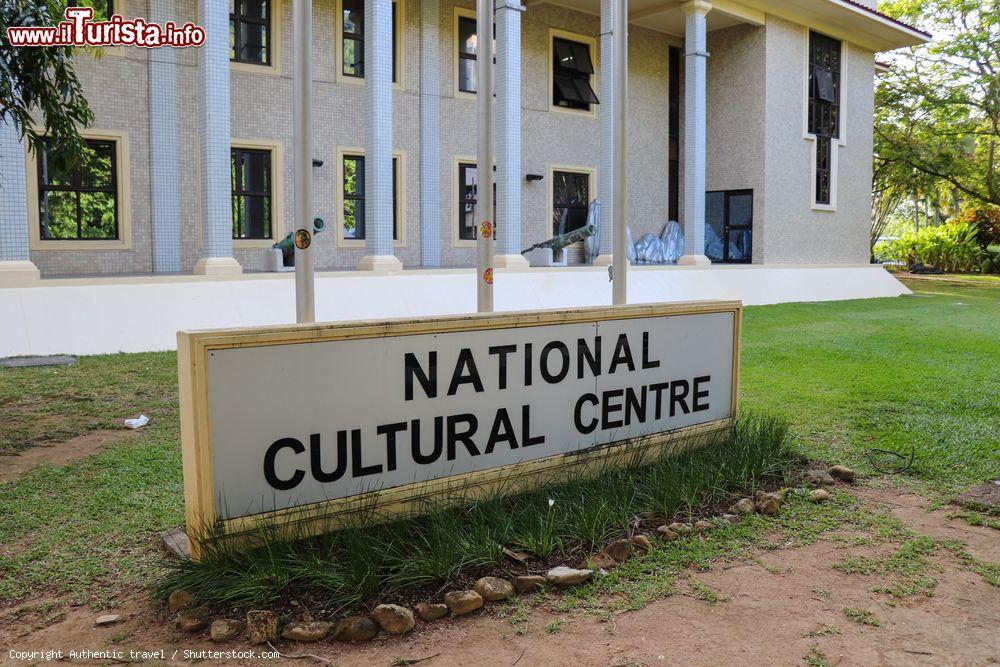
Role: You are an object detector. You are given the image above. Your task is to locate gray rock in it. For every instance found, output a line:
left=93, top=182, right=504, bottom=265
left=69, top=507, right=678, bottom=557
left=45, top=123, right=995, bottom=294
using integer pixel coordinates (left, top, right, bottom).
left=415, top=602, right=449, bottom=622
left=210, top=619, right=243, bottom=642
left=731, top=498, right=756, bottom=515
left=805, top=469, right=836, bottom=486
left=656, top=525, right=678, bottom=541
left=281, top=621, right=331, bottom=642
left=546, top=566, right=593, bottom=587
left=371, top=604, right=415, bottom=635
left=474, top=576, right=515, bottom=602
left=444, top=590, right=484, bottom=616
left=176, top=608, right=210, bottom=633
left=330, top=616, right=378, bottom=642
left=809, top=488, right=831, bottom=503
left=167, top=590, right=194, bottom=612
left=95, top=614, right=120, bottom=627
left=829, top=465, right=856, bottom=483
left=245, top=610, right=279, bottom=645
left=512, top=575, right=547, bottom=594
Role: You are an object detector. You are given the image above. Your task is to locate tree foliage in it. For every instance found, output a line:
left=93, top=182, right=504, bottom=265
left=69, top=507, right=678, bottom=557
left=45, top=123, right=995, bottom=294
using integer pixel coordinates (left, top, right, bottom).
left=876, top=0, right=999, bottom=208
left=0, top=0, right=94, bottom=164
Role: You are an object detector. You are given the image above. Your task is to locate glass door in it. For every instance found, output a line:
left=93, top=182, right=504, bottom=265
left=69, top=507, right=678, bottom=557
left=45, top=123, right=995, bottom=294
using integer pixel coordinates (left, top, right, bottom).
left=705, top=189, right=753, bottom=263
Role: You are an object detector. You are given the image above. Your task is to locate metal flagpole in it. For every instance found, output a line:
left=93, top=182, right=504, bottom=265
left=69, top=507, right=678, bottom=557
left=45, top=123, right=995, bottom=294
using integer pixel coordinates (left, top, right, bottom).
left=475, top=0, right=495, bottom=313
left=294, top=0, right=316, bottom=323
left=611, top=0, right=628, bottom=306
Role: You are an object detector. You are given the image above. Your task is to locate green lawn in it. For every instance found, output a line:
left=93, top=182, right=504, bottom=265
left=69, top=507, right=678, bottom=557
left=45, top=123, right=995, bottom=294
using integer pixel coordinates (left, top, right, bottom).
left=0, top=276, right=997, bottom=606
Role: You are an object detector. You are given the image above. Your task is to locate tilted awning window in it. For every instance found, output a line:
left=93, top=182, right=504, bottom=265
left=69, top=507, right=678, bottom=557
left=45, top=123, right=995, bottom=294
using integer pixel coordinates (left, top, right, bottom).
left=553, top=37, right=599, bottom=107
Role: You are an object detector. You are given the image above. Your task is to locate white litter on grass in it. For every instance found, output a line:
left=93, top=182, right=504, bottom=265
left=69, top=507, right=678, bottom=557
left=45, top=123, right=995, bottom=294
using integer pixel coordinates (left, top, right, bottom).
left=124, top=414, right=149, bottom=429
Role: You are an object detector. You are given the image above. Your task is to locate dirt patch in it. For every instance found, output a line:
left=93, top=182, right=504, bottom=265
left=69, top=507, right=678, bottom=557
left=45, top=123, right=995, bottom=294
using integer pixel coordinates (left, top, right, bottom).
left=0, top=429, right=140, bottom=483
left=2, top=488, right=998, bottom=666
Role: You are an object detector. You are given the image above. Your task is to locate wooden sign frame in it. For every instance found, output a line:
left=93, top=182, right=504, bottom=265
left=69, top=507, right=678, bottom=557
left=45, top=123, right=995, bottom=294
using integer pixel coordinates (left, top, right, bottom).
left=178, top=301, right=742, bottom=559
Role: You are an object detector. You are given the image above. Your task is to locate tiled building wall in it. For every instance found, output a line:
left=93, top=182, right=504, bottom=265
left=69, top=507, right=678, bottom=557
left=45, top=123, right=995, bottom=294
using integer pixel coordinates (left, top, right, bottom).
left=21, top=3, right=874, bottom=276
left=761, top=15, right=874, bottom=265
left=26, top=0, right=675, bottom=275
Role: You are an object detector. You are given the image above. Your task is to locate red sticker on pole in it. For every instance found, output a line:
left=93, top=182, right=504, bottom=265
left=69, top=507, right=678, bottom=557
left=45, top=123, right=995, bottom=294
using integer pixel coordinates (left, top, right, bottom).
left=479, top=221, right=493, bottom=240
left=483, top=268, right=494, bottom=285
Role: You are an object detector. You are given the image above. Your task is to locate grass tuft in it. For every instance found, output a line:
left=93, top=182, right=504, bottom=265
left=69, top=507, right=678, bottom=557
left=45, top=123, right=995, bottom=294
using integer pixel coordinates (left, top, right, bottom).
left=157, top=413, right=796, bottom=609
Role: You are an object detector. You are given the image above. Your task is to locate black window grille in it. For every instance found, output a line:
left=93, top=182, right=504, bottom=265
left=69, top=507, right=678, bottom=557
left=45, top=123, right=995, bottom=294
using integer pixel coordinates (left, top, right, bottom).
left=343, top=155, right=399, bottom=241
left=668, top=45, right=681, bottom=222
left=231, top=148, right=272, bottom=240
left=341, top=0, right=398, bottom=82
left=552, top=170, right=590, bottom=236
left=808, top=31, right=841, bottom=205
left=230, top=0, right=270, bottom=65
left=37, top=138, right=118, bottom=241
left=458, top=162, right=496, bottom=240
left=552, top=37, right=599, bottom=111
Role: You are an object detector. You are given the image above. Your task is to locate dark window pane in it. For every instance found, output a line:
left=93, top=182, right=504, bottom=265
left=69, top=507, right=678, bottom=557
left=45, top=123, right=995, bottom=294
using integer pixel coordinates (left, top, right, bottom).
left=231, top=148, right=272, bottom=239
left=78, top=141, right=114, bottom=188
left=343, top=0, right=363, bottom=34
left=572, top=41, right=594, bottom=74
left=231, top=0, right=270, bottom=64
left=459, top=163, right=477, bottom=240
left=459, top=58, right=476, bottom=93
left=705, top=192, right=725, bottom=262
left=458, top=16, right=477, bottom=55
left=729, top=194, right=753, bottom=228
left=37, top=138, right=118, bottom=241
left=79, top=192, right=118, bottom=239
left=552, top=37, right=597, bottom=110
left=39, top=191, right=77, bottom=239
left=552, top=171, right=589, bottom=236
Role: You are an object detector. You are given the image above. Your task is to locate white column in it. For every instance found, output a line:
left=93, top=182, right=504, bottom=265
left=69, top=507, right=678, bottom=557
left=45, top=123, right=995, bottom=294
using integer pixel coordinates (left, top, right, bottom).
left=148, top=0, right=181, bottom=274
left=593, top=0, right=615, bottom=266
left=294, top=0, right=315, bottom=322
left=0, top=121, right=40, bottom=284
left=194, top=0, right=242, bottom=274
left=358, top=0, right=403, bottom=271
left=493, top=0, right=529, bottom=269
left=678, top=0, right=711, bottom=266
left=419, top=0, right=441, bottom=267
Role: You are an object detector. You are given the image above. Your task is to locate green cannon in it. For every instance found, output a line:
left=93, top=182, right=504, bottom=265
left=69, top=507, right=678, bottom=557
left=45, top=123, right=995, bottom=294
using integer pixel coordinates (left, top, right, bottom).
left=521, top=224, right=596, bottom=255
left=272, top=218, right=326, bottom=267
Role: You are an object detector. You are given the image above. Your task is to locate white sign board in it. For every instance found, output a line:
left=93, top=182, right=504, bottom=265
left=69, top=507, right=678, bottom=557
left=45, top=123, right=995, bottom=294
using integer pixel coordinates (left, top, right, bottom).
left=179, top=302, right=740, bottom=554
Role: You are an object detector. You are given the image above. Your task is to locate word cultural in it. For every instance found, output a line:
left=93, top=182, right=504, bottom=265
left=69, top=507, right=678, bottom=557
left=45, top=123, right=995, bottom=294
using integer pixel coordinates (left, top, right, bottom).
left=263, top=331, right=714, bottom=491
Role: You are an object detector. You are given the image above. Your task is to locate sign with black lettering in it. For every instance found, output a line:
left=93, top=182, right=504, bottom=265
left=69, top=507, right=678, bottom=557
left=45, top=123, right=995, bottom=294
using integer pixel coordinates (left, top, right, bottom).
left=178, top=302, right=740, bottom=557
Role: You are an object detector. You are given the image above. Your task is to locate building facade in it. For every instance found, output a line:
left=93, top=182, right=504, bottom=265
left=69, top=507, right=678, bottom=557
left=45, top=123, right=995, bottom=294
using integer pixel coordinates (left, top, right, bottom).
left=0, top=0, right=927, bottom=281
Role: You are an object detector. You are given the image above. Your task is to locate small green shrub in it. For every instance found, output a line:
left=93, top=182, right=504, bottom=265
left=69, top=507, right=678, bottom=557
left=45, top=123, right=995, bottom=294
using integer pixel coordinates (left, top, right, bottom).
left=875, top=221, right=985, bottom=272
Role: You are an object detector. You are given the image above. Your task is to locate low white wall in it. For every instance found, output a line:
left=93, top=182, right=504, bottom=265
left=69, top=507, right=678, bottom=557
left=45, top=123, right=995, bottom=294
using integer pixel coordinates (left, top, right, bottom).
left=0, top=265, right=909, bottom=357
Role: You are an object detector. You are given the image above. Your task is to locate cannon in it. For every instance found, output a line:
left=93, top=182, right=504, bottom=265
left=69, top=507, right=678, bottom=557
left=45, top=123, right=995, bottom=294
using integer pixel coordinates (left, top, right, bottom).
left=522, top=224, right=597, bottom=255
left=521, top=224, right=596, bottom=267
left=270, top=218, right=326, bottom=270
